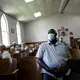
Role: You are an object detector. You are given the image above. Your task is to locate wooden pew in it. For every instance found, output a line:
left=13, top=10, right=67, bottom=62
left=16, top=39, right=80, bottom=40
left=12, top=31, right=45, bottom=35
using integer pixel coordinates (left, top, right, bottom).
left=18, top=56, right=41, bottom=80
left=11, top=53, right=21, bottom=66
left=69, top=49, right=80, bottom=73
left=0, top=58, right=18, bottom=80
left=20, top=51, right=28, bottom=58
left=69, top=49, right=80, bottom=59
left=29, top=49, right=38, bottom=56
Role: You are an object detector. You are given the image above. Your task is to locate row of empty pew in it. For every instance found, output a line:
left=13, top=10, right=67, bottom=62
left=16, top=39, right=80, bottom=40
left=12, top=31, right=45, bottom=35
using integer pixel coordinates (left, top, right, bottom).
left=0, top=56, right=41, bottom=80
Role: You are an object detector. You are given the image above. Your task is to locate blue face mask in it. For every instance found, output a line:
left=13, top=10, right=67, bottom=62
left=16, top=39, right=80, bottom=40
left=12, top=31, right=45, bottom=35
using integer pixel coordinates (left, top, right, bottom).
left=48, top=34, right=55, bottom=41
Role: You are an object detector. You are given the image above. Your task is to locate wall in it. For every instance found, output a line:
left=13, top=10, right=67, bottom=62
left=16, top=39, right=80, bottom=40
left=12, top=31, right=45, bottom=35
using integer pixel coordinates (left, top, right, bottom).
left=0, top=11, right=3, bottom=44
left=0, top=11, right=25, bottom=45
left=6, top=15, right=25, bottom=44
left=24, top=14, right=80, bottom=44
left=20, top=23, right=25, bottom=43
left=6, top=15, right=18, bottom=44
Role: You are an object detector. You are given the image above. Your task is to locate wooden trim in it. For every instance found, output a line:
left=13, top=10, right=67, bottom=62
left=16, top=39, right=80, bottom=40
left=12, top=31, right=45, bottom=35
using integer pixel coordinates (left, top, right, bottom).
left=25, top=41, right=46, bottom=44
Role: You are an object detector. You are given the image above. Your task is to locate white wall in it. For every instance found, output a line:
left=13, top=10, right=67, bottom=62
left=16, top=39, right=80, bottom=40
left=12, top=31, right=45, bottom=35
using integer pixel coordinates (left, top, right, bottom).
left=20, top=23, right=25, bottom=43
left=6, top=15, right=18, bottom=44
left=0, top=11, right=3, bottom=44
left=24, top=14, right=80, bottom=44
left=0, top=11, right=25, bottom=45
left=6, top=15, right=25, bottom=44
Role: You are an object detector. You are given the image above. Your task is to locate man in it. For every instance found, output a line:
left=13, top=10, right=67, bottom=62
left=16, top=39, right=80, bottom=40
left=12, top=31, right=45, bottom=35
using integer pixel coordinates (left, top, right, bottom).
left=10, top=42, right=18, bottom=51
left=36, top=29, right=71, bottom=80
left=10, top=42, right=20, bottom=53
left=0, top=44, right=12, bottom=63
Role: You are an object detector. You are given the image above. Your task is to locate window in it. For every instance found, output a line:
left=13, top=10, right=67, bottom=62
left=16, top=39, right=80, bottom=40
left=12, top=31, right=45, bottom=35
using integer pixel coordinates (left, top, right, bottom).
left=1, top=14, right=10, bottom=46
left=16, top=21, right=22, bottom=44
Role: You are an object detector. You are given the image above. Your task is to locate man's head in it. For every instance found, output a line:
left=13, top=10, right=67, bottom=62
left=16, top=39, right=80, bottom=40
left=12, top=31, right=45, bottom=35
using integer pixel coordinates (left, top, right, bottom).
left=0, top=44, right=5, bottom=54
left=12, top=42, right=17, bottom=47
left=48, top=29, right=57, bottom=41
left=48, top=29, right=57, bottom=36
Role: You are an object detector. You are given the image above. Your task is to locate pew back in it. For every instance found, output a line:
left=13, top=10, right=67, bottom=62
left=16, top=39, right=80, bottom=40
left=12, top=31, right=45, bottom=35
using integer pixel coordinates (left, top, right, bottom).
left=18, top=56, right=41, bottom=80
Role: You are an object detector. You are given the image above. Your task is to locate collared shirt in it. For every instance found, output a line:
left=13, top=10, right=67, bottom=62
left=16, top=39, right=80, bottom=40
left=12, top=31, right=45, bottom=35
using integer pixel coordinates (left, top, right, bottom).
left=10, top=46, right=18, bottom=51
left=2, top=51, right=11, bottom=59
left=1, top=51, right=12, bottom=63
left=36, top=41, right=70, bottom=78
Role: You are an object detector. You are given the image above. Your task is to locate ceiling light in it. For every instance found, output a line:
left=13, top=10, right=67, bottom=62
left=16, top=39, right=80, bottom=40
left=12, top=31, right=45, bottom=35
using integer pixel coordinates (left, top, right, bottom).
left=34, top=12, right=41, bottom=17
left=24, top=0, right=34, bottom=3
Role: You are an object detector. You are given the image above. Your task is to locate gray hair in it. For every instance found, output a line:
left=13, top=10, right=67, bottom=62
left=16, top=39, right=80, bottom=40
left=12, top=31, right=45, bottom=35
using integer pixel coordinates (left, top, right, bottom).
left=0, top=44, right=5, bottom=49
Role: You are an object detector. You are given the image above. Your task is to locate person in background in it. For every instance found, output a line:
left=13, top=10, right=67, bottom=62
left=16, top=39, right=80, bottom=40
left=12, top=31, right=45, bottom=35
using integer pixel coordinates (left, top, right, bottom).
left=0, top=44, right=12, bottom=65
left=36, top=29, right=71, bottom=80
left=19, top=43, right=28, bottom=57
left=10, top=42, right=19, bottom=53
left=0, top=44, right=12, bottom=62
left=59, top=37, right=67, bottom=46
left=10, top=42, right=18, bottom=51
left=20, top=43, right=29, bottom=51
left=0, top=44, right=11, bottom=59
left=20, top=43, right=25, bottom=51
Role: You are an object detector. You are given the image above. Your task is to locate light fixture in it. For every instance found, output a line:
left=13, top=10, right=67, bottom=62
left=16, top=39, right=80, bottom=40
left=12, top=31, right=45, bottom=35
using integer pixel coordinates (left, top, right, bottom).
left=24, top=0, right=34, bottom=3
left=34, top=12, right=41, bottom=17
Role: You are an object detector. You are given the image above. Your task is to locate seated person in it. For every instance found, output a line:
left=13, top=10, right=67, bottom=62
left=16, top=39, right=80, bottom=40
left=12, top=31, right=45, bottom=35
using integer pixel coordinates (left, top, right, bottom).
left=20, top=43, right=25, bottom=51
left=10, top=42, right=19, bottom=53
left=0, top=44, right=12, bottom=63
left=20, top=43, right=28, bottom=51
left=10, top=42, right=18, bottom=50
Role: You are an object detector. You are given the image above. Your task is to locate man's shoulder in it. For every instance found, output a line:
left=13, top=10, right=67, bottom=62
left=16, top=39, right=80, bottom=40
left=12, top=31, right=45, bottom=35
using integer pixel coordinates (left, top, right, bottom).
left=3, top=51, right=10, bottom=54
left=40, top=42, right=48, bottom=47
left=57, top=41, right=68, bottom=49
left=57, top=41, right=66, bottom=45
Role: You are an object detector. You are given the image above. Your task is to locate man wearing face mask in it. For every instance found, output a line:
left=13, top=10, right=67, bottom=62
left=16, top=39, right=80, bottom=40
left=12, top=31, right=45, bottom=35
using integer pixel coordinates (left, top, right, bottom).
left=36, top=29, right=71, bottom=80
